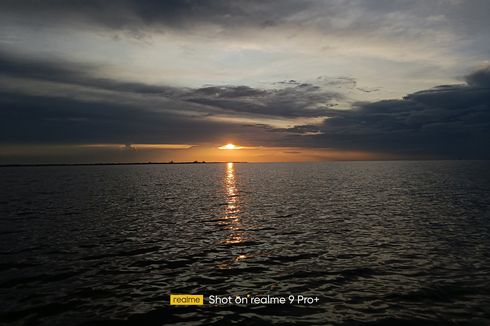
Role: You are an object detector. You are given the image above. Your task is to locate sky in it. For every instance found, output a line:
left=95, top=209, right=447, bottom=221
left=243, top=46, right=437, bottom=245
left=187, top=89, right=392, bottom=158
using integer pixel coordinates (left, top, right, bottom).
left=0, top=0, right=489, bottom=163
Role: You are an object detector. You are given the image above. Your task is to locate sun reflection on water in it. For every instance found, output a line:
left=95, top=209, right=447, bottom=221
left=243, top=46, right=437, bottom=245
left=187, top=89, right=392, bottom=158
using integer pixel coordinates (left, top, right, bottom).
left=221, top=163, right=248, bottom=261
left=225, top=162, right=239, bottom=219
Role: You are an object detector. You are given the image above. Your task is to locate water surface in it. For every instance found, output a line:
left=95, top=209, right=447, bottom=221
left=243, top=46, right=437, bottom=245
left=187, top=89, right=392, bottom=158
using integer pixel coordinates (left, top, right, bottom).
left=1, top=161, right=490, bottom=325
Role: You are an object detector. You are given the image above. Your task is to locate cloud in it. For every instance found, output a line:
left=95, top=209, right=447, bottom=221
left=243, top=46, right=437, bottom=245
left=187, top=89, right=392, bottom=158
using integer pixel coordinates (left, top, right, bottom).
left=274, top=66, right=490, bottom=159
left=0, top=0, right=307, bottom=35
left=0, top=51, right=185, bottom=96
left=270, top=125, right=322, bottom=135
left=0, top=51, right=330, bottom=147
left=3, top=0, right=490, bottom=105
left=465, top=66, right=490, bottom=87
left=123, top=143, right=136, bottom=151
left=3, top=0, right=487, bottom=38
left=1, top=47, right=489, bottom=159
left=0, top=50, right=341, bottom=121
left=185, top=83, right=341, bottom=118
left=0, top=89, right=285, bottom=146
left=3, top=0, right=488, bottom=60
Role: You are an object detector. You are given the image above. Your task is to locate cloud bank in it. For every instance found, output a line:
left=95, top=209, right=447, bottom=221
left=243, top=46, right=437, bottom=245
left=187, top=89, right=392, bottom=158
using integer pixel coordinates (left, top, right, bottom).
left=1, top=1, right=490, bottom=161
left=1, top=48, right=489, bottom=159
left=282, top=68, right=490, bottom=159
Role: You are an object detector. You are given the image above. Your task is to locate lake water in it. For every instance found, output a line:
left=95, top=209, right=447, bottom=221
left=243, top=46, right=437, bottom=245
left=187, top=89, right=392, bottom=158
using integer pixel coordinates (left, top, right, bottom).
left=1, top=161, right=490, bottom=325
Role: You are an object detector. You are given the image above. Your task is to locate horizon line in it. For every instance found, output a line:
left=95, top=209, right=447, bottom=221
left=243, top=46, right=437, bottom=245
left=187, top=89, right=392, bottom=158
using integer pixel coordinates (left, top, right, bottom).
left=1, top=159, right=489, bottom=168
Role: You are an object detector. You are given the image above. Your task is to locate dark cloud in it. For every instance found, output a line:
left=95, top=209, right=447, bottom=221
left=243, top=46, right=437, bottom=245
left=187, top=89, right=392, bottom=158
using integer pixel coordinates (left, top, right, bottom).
left=271, top=125, right=322, bottom=134
left=277, top=67, right=490, bottom=159
left=0, top=0, right=306, bottom=33
left=3, top=0, right=489, bottom=47
left=0, top=51, right=331, bottom=146
left=186, top=83, right=340, bottom=118
left=465, top=66, right=490, bottom=87
left=0, top=52, right=185, bottom=96
left=0, top=90, right=281, bottom=146
left=356, top=87, right=380, bottom=93
left=0, top=51, right=340, bottom=120
left=190, top=86, right=267, bottom=98
left=1, top=48, right=490, bottom=159
left=0, top=53, right=271, bottom=145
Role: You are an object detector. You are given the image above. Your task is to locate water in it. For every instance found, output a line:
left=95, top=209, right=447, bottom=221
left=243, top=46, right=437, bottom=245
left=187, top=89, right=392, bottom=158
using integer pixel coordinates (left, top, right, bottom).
left=1, top=161, right=490, bottom=325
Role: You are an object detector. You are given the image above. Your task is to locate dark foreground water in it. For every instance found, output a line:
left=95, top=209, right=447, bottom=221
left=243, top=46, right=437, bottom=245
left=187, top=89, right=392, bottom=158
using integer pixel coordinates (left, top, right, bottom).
left=1, top=161, right=490, bottom=325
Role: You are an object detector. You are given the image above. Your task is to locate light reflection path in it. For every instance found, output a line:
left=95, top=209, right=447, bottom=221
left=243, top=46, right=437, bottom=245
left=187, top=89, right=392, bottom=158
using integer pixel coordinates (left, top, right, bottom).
left=225, top=162, right=239, bottom=219
left=219, top=163, right=251, bottom=266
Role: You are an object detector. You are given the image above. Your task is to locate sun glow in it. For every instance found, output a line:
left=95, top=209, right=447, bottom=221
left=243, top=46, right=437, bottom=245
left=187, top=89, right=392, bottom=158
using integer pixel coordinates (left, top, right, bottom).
left=219, top=143, right=242, bottom=150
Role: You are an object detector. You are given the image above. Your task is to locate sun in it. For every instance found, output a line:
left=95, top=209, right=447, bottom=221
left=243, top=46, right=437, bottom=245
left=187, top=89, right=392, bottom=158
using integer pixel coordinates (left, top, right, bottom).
left=219, top=143, right=242, bottom=150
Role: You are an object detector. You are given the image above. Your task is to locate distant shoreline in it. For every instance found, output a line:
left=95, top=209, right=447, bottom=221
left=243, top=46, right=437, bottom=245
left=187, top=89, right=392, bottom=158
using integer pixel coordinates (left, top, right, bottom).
left=1, top=159, right=488, bottom=168
left=0, top=161, right=248, bottom=168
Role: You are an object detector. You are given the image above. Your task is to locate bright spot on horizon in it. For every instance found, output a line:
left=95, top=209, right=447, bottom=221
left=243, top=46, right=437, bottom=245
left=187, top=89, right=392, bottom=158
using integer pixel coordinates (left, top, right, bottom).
left=219, top=143, right=242, bottom=150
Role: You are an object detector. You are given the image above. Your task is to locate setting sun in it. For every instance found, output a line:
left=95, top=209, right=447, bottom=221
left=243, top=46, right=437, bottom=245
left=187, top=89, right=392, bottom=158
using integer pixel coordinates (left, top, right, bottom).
left=219, top=143, right=242, bottom=150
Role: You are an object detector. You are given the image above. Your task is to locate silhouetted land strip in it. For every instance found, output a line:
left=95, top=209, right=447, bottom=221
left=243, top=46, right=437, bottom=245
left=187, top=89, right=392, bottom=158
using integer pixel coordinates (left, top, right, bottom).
left=0, top=161, right=248, bottom=168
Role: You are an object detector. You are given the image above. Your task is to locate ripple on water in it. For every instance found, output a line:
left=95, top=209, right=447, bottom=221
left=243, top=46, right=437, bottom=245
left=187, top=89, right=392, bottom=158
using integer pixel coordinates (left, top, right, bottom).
left=0, top=161, right=490, bottom=324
